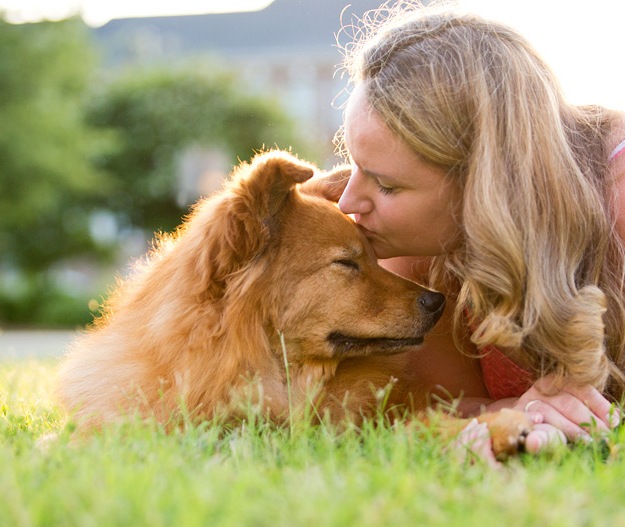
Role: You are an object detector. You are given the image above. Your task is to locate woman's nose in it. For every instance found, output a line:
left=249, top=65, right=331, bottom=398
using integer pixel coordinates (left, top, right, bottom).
left=338, top=169, right=373, bottom=215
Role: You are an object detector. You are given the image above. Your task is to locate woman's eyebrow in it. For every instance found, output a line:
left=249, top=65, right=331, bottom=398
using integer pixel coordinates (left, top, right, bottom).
left=360, top=165, right=399, bottom=184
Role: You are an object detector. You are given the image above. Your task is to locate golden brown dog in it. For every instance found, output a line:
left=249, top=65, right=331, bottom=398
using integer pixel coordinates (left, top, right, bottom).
left=58, top=150, right=530, bottom=459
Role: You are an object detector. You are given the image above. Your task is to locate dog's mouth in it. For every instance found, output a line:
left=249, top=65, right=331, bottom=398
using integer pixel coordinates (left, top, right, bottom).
left=327, top=332, right=424, bottom=357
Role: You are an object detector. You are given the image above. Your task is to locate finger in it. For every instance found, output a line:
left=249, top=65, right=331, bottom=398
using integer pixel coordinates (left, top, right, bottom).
left=535, top=375, right=618, bottom=430
left=561, top=384, right=620, bottom=430
left=524, top=424, right=567, bottom=454
left=607, top=406, right=621, bottom=429
left=300, top=166, right=351, bottom=201
left=522, top=400, right=545, bottom=424
left=523, top=400, right=592, bottom=442
left=454, top=419, right=501, bottom=469
left=548, top=390, right=611, bottom=433
left=524, top=411, right=544, bottom=425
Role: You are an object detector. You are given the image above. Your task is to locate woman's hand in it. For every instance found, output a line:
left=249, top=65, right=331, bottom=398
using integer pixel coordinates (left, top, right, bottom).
left=489, top=374, right=620, bottom=453
left=299, top=164, right=351, bottom=202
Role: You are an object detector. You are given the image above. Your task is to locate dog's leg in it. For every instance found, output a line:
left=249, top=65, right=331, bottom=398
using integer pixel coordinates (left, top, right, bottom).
left=426, top=408, right=532, bottom=461
left=476, top=409, right=532, bottom=460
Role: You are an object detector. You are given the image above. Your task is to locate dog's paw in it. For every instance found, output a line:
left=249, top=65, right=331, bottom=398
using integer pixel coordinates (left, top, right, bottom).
left=477, top=409, right=533, bottom=460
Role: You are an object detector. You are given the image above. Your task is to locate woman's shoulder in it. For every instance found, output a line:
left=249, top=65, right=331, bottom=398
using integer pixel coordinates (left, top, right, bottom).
left=609, top=112, right=625, bottom=165
left=379, top=256, right=433, bottom=282
left=609, top=113, right=625, bottom=238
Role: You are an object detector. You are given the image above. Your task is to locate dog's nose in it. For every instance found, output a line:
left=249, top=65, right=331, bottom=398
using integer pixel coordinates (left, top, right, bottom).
left=418, top=290, right=446, bottom=314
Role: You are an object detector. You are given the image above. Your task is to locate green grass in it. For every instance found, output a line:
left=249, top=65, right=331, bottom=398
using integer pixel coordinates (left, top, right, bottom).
left=2, top=360, right=625, bottom=527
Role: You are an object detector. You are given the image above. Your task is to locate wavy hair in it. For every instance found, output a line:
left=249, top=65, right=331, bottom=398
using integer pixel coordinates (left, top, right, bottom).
left=338, top=1, right=625, bottom=398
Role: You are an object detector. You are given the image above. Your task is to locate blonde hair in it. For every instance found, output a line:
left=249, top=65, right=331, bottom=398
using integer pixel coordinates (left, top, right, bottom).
left=339, top=1, right=625, bottom=397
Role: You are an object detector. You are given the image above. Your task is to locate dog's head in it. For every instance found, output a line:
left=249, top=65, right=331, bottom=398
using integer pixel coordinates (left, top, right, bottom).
left=186, top=150, right=444, bottom=370
left=183, top=150, right=315, bottom=300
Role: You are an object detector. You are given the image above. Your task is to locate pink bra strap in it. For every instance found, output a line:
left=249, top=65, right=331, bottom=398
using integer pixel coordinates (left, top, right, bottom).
left=609, top=139, right=625, bottom=162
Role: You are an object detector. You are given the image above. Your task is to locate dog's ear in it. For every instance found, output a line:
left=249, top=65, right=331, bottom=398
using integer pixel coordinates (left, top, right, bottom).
left=299, top=164, right=351, bottom=202
left=191, top=151, right=315, bottom=299
left=233, top=150, right=316, bottom=218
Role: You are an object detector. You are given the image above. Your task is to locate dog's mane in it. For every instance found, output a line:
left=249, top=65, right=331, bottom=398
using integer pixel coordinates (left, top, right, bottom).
left=64, top=159, right=308, bottom=425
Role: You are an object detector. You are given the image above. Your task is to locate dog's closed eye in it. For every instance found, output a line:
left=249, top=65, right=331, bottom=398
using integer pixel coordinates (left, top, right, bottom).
left=333, top=259, right=360, bottom=272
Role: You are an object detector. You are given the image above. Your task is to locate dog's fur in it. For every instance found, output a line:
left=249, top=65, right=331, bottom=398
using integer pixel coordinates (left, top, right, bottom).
left=58, top=151, right=530, bottom=458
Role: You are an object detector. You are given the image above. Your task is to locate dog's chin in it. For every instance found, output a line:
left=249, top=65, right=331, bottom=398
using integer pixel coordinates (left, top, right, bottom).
left=326, top=332, right=424, bottom=357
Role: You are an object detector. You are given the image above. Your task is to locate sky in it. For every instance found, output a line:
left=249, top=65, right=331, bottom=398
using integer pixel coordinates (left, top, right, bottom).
left=0, top=0, right=275, bottom=26
left=0, top=0, right=623, bottom=110
left=458, top=0, right=624, bottom=110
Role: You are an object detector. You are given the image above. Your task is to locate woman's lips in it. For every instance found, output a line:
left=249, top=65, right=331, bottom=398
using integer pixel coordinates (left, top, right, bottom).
left=356, top=223, right=376, bottom=239
left=352, top=215, right=378, bottom=240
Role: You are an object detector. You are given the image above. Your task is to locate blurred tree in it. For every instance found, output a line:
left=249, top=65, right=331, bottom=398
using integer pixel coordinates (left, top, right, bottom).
left=86, top=68, right=307, bottom=235
left=0, top=18, right=108, bottom=326
left=0, top=18, right=102, bottom=271
left=0, top=23, right=310, bottom=326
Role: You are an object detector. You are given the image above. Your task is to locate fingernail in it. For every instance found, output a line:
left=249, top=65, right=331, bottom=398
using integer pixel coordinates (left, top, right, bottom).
left=606, top=411, right=621, bottom=429
left=579, top=432, right=593, bottom=444
left=528, top=433, right=544, bottom=454
left=535, top=434, right=544, bottom=450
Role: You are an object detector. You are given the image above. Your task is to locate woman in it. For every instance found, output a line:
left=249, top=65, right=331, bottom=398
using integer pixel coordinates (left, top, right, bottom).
left=330, top=2, right=625, bottom=452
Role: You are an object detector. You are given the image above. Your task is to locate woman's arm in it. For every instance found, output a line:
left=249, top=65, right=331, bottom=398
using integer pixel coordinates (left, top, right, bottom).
left=610, top=115, right=625, bottom=240
left=380, top=256, right=621, bottom=452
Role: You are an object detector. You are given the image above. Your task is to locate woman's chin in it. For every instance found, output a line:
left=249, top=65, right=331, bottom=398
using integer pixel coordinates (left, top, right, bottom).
left=371, top=244, right=397, bottom=260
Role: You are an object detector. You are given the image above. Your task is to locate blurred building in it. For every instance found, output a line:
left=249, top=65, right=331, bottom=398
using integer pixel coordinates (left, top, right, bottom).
left=94, top=0, right=386, bottom=168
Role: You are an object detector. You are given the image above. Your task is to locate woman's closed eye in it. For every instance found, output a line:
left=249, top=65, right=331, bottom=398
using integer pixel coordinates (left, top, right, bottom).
left=375, top=180, right=395, bottom=195
left=350, top=159, right=396, bottom=194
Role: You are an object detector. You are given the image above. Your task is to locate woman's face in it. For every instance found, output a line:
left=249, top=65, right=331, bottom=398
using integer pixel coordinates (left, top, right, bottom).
left=339, top=85, right=463, bottom=259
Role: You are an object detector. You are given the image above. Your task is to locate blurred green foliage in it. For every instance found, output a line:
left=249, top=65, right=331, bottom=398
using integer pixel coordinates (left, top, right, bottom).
left=86, top=67, right=302, bottom=234
left=0, top=19, right=102, bottom=272
left=0, top=18, right=307, bottom=327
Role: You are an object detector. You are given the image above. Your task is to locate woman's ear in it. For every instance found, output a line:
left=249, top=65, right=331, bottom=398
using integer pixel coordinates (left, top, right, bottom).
left=299, top=165, right=351, bottom=203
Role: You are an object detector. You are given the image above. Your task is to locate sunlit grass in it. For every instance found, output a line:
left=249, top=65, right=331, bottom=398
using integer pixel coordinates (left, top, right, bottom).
left=0, top=359, right=62, bottom=440
left=2, top=359, right=625, bottom=527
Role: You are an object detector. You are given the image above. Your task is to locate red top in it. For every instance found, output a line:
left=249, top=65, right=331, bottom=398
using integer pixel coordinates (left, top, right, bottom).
left=479, top=345, right=534, bottom=399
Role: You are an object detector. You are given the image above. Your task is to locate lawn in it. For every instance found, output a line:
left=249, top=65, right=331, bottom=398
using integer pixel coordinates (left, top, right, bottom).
left=2, top=359, right=625, bottom=527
